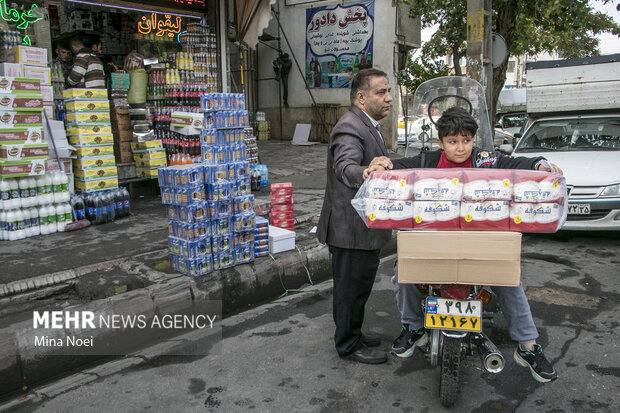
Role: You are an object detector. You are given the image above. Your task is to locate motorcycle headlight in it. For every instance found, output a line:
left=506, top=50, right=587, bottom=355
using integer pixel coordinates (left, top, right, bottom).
left=600, top=184, right=620, bottom=198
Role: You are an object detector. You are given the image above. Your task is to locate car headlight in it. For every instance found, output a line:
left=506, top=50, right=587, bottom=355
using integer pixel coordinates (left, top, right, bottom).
left=600, top=184, right=620, bottom=197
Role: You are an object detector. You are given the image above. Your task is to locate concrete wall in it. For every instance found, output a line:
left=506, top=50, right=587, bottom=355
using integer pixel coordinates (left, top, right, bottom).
left=256, top=0, right=401, bottom=148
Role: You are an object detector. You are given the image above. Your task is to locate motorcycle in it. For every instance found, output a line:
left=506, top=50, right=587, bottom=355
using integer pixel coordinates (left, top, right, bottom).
left=410, top=77, right=503, bottom=407
left=419, top=283, right=504, bottom=407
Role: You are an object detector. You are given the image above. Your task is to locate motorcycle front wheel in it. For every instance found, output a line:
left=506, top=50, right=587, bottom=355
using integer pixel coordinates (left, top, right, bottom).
left=439, top=336, right=462, bottom=407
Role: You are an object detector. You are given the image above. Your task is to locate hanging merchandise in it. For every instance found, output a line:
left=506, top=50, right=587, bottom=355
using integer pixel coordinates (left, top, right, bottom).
left=128, top=69, right=148, bottom=104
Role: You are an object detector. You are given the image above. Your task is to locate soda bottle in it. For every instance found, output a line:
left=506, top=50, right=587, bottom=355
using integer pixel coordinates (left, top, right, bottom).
left=39, top=204, right=49, bottom=235
left=94, top=193, right=105, bottom=225
left=113, top=189, right=123, bottom=218
left=0, top=210, right=6, bottom=240
left=105, top=191, right=115, bottom=222
left=75, top=194, right=86, bottom=221
left=122, top=187, right=131, bottom=217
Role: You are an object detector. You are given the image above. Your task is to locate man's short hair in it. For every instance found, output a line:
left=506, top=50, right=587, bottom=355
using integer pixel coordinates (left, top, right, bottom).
left=436, top=107, right=479, bottom=140
left=70, top=37, right=85, bottom=50
left=350, top=68, right=387, bottom=104
left=84, top=34, right=101, bottom=49
left=55, top=40, right=70, bottom=52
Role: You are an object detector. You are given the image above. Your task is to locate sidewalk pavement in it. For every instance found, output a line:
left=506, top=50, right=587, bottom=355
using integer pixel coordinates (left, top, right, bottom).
left=0, top=140, right=400, bottom=399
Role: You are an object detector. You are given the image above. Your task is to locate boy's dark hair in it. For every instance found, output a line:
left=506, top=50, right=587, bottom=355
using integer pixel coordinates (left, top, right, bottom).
left=350, top=68, right=387, bottom=104
left=55, top=40, right=70, bottom=51
left=436, top=107, right=478, bottom=140
left=69, top=37, right=85, bottom=50
left=83, top=34, right=101, bottom=49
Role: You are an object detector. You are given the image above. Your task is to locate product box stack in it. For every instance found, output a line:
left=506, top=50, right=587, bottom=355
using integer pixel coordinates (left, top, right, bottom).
left=132, top=140, right=166, bottom=179
left=1, top=45, right=54, bottom=121
left=270, top=182, right=294, bottom=230
left=64, top=88, right=118, bottom=192
left=158, top=162, right=256, bottom=276
left=353, top=169, right=568, bottom=233
left=254, top=216, right=269, bottom=257
left=0, top=77, right=47, bottom=179
left=254, top=111, right=270, bottom=141
left=111, top=106, right=133, bottom=164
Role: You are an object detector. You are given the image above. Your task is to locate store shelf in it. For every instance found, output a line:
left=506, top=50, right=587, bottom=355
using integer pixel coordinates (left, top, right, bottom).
left=147, top=96, right=165, bottom=100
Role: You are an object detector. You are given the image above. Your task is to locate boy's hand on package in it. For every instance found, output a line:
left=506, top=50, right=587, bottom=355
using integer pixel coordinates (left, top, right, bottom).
left=537, top=160, right=563, bottom=175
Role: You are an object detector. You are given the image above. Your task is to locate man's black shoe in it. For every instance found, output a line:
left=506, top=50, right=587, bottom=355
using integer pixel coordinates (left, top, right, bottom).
left=341, top=345, right=387, bottom=364
left=361, top=334, right=381, bottom=347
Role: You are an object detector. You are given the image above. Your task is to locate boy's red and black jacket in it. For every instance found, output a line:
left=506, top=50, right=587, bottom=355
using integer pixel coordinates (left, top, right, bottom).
left=391, top=148, right=546, bottom=171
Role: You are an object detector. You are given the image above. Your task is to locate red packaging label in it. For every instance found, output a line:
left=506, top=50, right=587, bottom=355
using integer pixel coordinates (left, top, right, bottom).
left=271, top=210, right=293, bottom=220
left=271, top=203, right=294, bottom=213
left=460, top=201, right=510, bottom=231
left=365, top=199, right=413, bottom=229
left=510, top=203, right=563, bottom=233
left=512, top=170, right=566, bottom=204
left=412, top=201, right=460, bottom=230
left=270, top=194, right=293, bottom=205
left=271, top=182, right=293, bottom=196
left=271, top=218, right=295, bottom=229
left=462, top=169, right=513, bottom=201
left=412, top=169, right=464, bottom=201
left=366, top=169, right=414, bottom=200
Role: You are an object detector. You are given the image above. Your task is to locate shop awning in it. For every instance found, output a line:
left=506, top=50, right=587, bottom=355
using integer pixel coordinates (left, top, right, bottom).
left=235, top=0, right=276, bottom=48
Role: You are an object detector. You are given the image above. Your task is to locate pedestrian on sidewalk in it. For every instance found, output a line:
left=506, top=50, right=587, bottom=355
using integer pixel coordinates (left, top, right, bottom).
left=316, top=68, right=393, bottom=364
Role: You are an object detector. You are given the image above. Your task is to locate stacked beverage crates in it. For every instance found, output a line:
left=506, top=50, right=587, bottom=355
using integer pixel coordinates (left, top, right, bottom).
left=158, top=164, right=256, bottom=277
left=254, top=216, right=269, bottom=257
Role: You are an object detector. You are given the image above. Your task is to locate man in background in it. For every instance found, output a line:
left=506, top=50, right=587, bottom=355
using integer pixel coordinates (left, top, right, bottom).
left=53, top=40, right=73, bottom=82
left=66, top=37, right=105, bottom=89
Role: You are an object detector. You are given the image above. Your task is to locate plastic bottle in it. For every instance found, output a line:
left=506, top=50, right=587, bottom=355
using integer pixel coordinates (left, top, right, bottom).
left=59, top=172, right=70, bottom=202
left=42, top=173, right=54, bottom=204
left=0, top=210, right=6, bottom=240
left=113, top=189, right=123, bottom=218
left=8, top=178, right=20, bottom=209
left=121, top=187, right=131, bottom=217
left=15, top=208, right=25, bottom=239
left=106, top=191, right=115, bottom=222
left=22, top=207, right=32, bottom=237
left=28, top=177, right=37, bottom=205
left=47, top=204, right=57, bottom=234
left=85, top=194, right=94, bottom=222
left=0, top=178, right=10, bottom=210
left=93, top=193, right=103, bottom=225
left=18, top=177, right=32, bottom=208
left=39, top=204, right=49, bottom=235
left=74, top=194, right=86, bottom=221
left=51, top=171, right=62, bottom=203
left=30, top=206, right=40, bottom=236
left=56, top=204, right=66, bottom=232
left=6, top=209, right=16, bottom=241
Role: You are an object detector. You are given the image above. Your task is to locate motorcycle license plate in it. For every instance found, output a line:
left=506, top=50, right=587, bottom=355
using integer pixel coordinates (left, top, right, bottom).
left=424, top=297, right=482, bottom=332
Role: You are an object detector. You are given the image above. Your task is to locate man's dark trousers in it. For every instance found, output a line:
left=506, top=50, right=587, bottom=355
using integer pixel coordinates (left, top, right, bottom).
left=329, top=245, right=381, bottom=356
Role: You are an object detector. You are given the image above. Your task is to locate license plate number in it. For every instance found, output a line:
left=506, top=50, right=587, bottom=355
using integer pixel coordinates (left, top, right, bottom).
left=424, top=298, right=482, bottom=332
left=568, top=203, right=590, bottom=215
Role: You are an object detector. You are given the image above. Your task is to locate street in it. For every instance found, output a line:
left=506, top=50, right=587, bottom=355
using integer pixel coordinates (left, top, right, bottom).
left=4, top=231, right=619, bottom=413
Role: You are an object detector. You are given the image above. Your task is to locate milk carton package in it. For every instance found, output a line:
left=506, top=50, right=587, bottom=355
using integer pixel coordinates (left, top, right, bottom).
left=460, top=201, right=510, bottom=231
left=412, top=201, right=460, bottom=230
left=462, top=169, right=512, bottom=201
left=365, top=170, right=413, bottom=200
left=512, top=170, right=566, bottom=204
left=364, top=198, right=413, bottom=229
left=510, top=203, right=566, bottom=233
left=413, top=169, right=463, bottom=200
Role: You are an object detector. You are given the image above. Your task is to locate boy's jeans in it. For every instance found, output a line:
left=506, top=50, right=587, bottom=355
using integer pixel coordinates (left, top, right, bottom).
left=391, top=263, right=539, bottom=343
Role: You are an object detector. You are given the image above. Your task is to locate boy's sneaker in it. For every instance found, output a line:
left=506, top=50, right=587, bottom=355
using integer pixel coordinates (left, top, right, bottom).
left=514, top=344, right=558, bottom=383
left=391, top=325, right=428, bottom=358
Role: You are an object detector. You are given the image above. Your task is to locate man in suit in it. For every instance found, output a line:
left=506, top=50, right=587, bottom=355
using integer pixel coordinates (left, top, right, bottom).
left=317, top=68, right=393, bottom=364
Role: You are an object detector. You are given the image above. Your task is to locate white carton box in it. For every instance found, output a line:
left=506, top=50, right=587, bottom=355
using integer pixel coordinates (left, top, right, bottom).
left=268, top=225, right=295, bottom=254
left=0, top=63, right=21, bottom=77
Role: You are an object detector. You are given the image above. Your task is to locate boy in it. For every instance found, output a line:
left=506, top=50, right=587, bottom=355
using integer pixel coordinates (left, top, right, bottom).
left=365, top=107, right=560, bottom=383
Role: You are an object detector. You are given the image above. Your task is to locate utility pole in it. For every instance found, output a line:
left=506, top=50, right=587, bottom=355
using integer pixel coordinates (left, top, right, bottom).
left=466, top=0, right=493, bottom=128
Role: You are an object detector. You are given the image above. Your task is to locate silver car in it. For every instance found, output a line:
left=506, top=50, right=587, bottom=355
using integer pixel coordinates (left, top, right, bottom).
left=512, top=114, right=620, bottom=230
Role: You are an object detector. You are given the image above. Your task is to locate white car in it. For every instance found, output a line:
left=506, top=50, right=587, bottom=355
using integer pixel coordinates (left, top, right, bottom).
left=512, top=114, right=620, bottom=230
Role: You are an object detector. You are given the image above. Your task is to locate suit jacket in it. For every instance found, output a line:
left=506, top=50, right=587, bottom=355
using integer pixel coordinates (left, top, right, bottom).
left=316, top=105, right=392, bottom=250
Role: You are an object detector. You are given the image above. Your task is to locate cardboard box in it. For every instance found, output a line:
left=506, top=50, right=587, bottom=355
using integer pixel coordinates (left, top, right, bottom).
left=68, top=133, right=114, bottom=147
left=0, top=158, right=46, bottom=177
left=46, top=158, right=73, bottom=174
left=131, top=140, right=162, bottom=151
left=268, top=225, right=295, bottom=254
left=0, top=63, right=22, bottom=77
left=0, top=110, right=43, bottom=126
left=72, top=155, right=116, bottom=169
left=0, top=93, right=43, bottom=111
left=43, top=104, right=54, bottom=120
left=66, top=111, right=111, bottom=125
left=63, top=88, right=108, bottom=100
left=75, top=177, right=119, bottom=191
left=135, top=168, right=159, bottom=178
left=113, top=128, right=133, bottom=142
left=0, top=127, right=44, bottom=144
left=75, top=145, right=114, bottom=158
left=132, top=149, right=166, bottom=160
left=66, top=123, right=112, bottom=136
left=0, top=77, right=40, bottom=93
left=135, top=158, right=166, bottom=168
left=5, top=46, right=48, bottom=66
left=74, top=166, right=118, bottom=180
left=397, top=231, right=521, bottom=286
left=21, top=65, right=51, bottom=85
left=66, top=100, right=110, bottom=112
left=0, top=143, right=48, bottom=161
left=40, top=85, right=53, bottom=103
